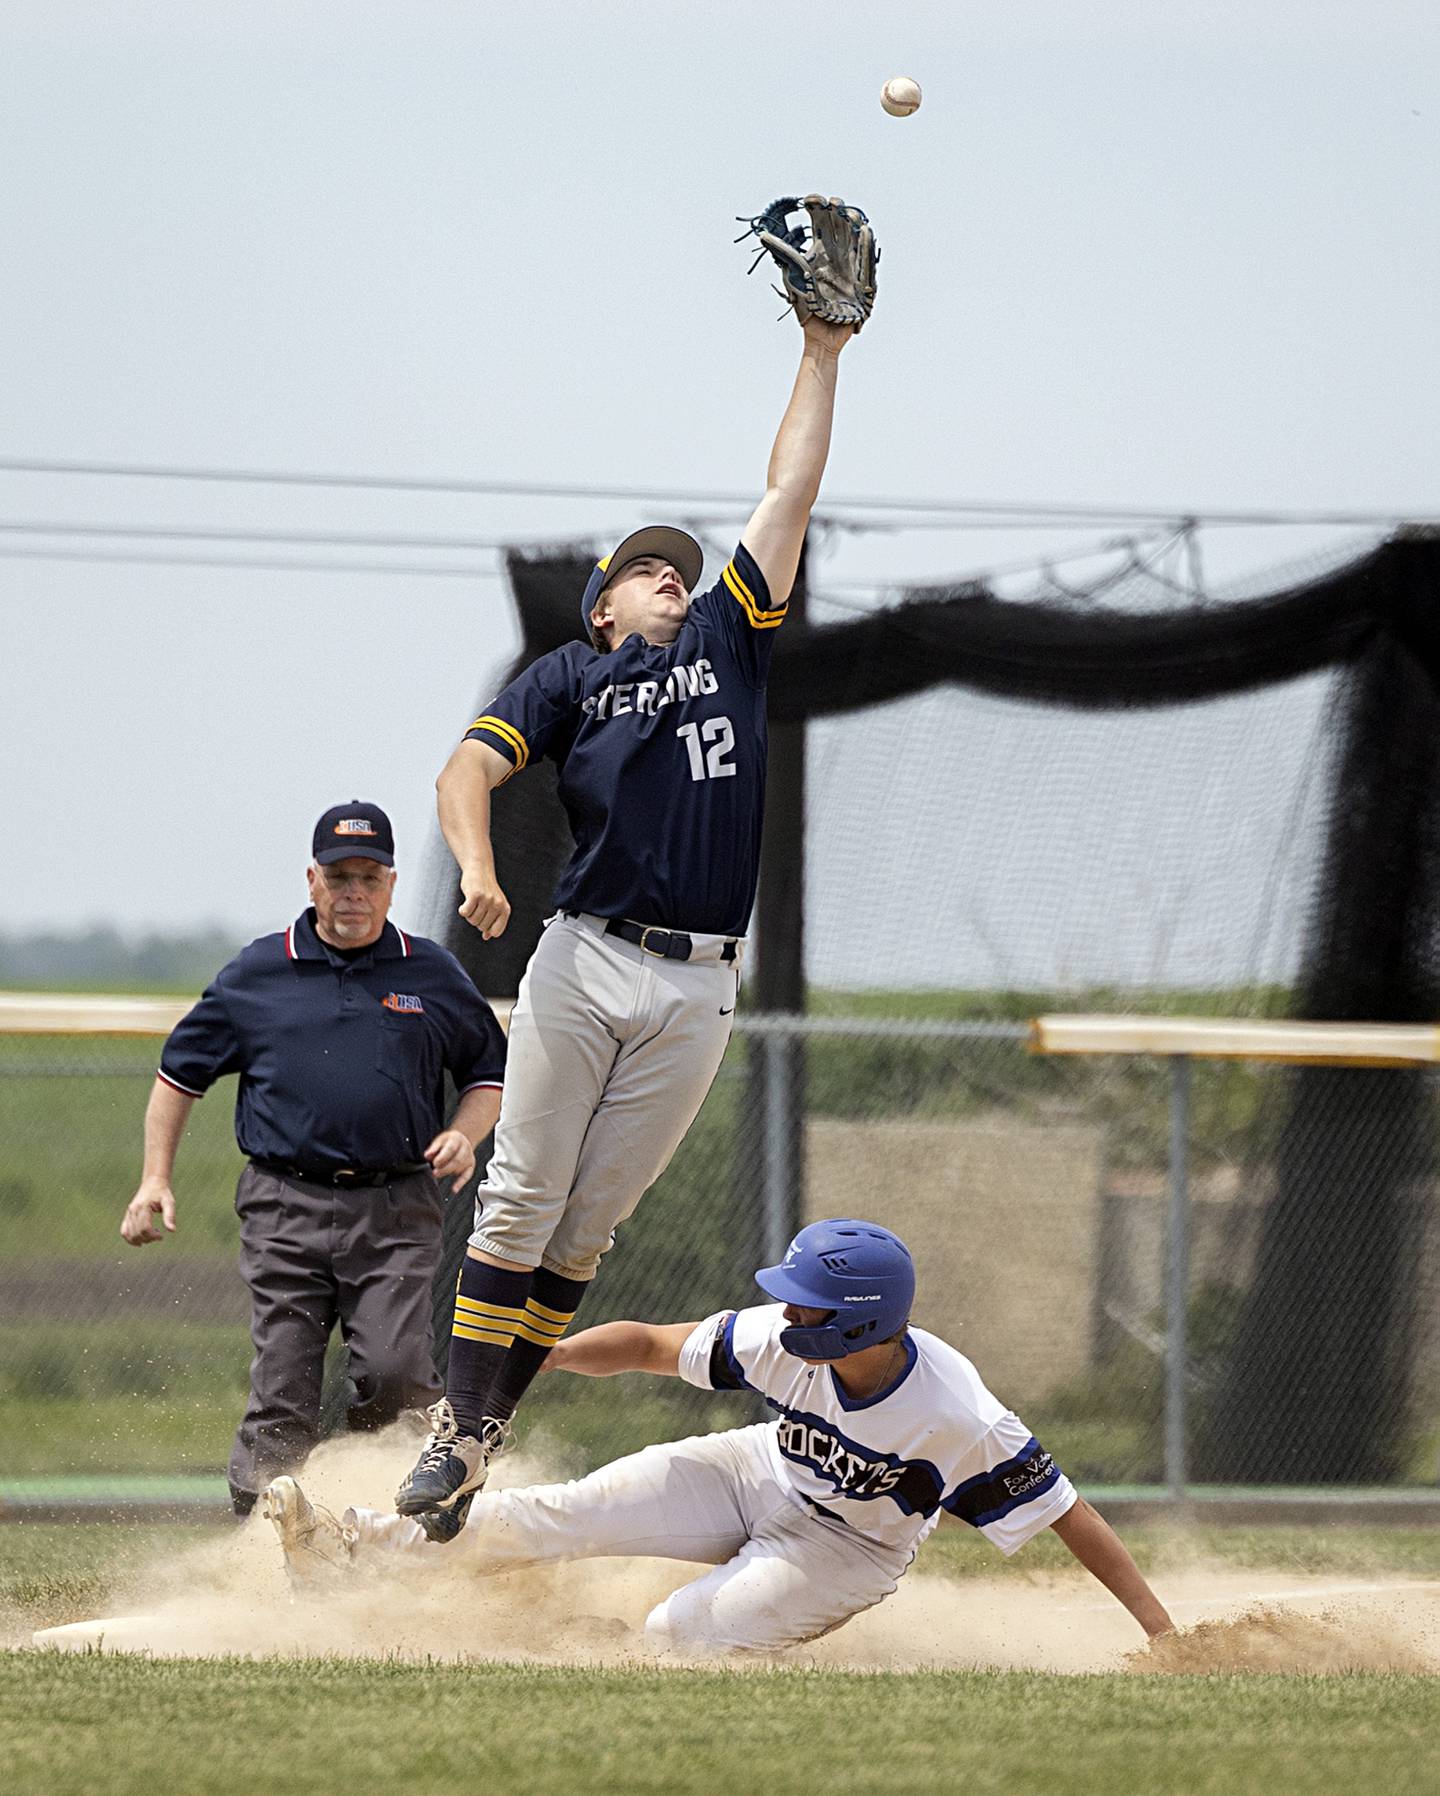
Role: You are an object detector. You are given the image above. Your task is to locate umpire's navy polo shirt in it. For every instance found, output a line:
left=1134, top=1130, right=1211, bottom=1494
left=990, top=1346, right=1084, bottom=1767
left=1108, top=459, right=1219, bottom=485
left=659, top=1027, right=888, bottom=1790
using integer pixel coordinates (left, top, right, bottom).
left=158, top=910, right=506, bottom=1172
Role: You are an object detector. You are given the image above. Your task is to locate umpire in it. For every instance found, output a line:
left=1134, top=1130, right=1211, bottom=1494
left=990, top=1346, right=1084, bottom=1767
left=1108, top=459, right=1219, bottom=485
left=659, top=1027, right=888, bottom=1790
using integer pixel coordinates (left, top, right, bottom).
left=120, top=801, right=507, bottom=1517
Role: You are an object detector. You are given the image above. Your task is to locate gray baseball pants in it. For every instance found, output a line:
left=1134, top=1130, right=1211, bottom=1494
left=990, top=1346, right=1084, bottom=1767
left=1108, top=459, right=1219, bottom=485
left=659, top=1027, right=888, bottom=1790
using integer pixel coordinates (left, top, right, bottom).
left=230, top=1163, right=444, bottom=1511
left=470, top=912, right=740, bottom=1278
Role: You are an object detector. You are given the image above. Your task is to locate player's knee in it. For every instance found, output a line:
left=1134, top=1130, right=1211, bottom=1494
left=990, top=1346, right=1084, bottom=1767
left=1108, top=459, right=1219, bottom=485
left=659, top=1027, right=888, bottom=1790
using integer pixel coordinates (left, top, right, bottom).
left=644, top=1587, right=723, bottom=1658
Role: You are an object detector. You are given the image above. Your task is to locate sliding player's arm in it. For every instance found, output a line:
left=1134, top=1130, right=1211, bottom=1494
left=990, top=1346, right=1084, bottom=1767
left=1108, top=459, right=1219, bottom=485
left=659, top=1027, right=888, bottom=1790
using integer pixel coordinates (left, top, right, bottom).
left=541, top=1321, right=697, bottom=1379
left=1051, top=1496, right=1175, bottom=1638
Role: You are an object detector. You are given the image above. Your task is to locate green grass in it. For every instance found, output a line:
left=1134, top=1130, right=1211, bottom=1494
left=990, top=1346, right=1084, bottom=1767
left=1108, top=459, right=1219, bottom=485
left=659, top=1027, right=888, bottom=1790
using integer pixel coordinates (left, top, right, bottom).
left=0, top=1321, right=251, bottom=1476
left=4, top=1521, right=1438, bottom=1796
left=1, top=1653, right=1436, bottom=1796
left=0, top=1055, right=244, bottom=1260
left=0, top=1395, right=239, bottom=1478
left=0, top=1524, right=211, bottom=1632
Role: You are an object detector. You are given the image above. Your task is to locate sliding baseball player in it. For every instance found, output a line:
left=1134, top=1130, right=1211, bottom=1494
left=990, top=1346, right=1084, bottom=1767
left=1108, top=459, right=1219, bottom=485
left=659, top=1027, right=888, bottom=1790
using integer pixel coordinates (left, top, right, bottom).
left=266, top=1218, right=1174, bottom=1655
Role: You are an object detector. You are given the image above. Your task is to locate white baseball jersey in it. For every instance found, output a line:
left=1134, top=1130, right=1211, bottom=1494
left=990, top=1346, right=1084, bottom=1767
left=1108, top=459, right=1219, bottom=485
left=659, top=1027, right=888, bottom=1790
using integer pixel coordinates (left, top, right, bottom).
left=678, top=1305, right=1077, bottom=1558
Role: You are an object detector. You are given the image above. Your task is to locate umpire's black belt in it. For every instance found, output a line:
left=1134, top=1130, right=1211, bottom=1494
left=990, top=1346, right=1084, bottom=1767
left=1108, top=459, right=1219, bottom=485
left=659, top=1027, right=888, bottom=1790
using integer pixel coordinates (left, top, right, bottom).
left=251, top=1159, right=431, bottom=1189
left=569, top=913, right=738, bottom=963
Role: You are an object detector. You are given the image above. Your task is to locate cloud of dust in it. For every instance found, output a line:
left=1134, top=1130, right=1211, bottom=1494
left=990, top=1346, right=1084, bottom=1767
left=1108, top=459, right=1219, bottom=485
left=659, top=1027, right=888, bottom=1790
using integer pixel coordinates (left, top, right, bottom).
left=28, top=1428, right=1440, bottom=1675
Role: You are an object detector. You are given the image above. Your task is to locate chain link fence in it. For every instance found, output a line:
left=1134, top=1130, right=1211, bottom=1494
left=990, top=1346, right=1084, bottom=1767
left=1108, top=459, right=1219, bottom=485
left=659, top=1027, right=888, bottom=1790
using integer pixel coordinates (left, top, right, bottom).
left=3, top=1016, right=1439, bottom=1495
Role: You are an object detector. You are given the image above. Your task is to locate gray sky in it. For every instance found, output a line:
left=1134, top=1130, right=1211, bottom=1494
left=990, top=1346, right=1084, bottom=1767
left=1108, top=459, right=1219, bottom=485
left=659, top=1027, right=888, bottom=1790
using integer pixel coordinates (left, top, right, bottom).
left=3, top=2, right=1436, bottom=973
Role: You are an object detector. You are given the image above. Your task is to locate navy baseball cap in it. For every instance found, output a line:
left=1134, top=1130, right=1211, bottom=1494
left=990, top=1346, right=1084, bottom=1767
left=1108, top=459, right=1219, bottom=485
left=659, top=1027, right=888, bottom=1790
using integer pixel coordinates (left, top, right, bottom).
left=579, top=526, right=704, bottom=637
left=312, top=801, right=395, bottom=867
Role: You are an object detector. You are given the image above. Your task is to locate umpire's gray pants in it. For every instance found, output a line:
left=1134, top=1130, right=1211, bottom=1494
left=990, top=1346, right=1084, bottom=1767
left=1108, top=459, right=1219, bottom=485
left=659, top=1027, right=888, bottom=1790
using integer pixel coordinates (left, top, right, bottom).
left=230, top=1163, right=444, bottom=1511
left=471, top=912, right=740, bottom=1279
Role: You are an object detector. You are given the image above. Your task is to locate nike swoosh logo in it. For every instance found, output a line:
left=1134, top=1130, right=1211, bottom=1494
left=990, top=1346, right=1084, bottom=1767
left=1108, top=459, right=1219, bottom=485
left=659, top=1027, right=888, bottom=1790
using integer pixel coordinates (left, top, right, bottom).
left=719, top=1006, right=735, bottom=1016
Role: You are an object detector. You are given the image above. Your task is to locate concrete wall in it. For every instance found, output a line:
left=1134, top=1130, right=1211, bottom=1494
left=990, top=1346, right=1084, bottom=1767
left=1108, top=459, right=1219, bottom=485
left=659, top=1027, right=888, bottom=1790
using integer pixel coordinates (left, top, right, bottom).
left=806, top=1115, right=1106, bottom=1408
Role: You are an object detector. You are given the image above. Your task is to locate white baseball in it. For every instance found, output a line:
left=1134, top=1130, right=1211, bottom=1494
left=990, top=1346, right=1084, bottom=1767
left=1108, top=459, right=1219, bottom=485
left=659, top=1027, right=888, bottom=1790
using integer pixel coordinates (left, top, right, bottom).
left=881, top=76, right=922, bottom=118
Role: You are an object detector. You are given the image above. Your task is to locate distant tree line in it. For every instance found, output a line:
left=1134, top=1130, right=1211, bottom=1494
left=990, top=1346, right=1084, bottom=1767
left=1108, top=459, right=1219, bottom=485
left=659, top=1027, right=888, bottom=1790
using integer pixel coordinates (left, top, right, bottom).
left=0, top=927, right=243, bottom=993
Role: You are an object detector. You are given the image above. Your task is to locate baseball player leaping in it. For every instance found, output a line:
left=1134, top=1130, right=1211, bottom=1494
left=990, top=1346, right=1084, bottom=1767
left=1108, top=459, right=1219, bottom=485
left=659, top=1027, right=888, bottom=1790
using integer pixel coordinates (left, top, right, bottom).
left=266, top=1220, right=1175, bottom=1655
left=391, top=301, right=860, bottom=1541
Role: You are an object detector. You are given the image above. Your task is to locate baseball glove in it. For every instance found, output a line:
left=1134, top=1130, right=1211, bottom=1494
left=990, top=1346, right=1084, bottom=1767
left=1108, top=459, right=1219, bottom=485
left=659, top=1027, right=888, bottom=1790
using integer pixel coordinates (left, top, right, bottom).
left=737, top=193, right=878, bottom=330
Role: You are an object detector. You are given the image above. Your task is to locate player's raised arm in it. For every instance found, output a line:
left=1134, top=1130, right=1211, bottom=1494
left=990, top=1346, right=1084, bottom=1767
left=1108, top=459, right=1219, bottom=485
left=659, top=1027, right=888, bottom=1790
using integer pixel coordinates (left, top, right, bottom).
left=1050, top=1496, right=1175, bottom=1638
left=541, top=1320, right=698, bottom=1379
left=742, top=317, right=854, bottom=608
left=436, top=737, right=513, bottom=939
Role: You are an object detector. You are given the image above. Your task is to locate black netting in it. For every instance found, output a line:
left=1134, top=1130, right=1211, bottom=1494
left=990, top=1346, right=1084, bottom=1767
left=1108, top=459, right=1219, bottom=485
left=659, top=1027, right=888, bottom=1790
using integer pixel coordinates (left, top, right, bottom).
left=417, top=530, right=1440, bottom=1486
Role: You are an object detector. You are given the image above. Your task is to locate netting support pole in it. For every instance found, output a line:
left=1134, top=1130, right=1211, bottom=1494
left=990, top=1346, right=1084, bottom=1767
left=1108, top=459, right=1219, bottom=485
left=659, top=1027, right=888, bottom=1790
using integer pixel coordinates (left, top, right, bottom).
left=760, top=1028, right=796, bottom=1269
left=1164, top=1054, right=1192, bottom=1502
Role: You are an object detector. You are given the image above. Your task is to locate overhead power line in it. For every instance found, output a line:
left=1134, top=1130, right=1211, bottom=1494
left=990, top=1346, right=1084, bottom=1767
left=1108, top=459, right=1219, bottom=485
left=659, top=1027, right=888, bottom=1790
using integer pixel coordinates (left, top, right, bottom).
left=0, top=544, right=507, bottom=579
left=0, top=455, right=1432, bottom=530
left=0, top=521, right=541, bottom=552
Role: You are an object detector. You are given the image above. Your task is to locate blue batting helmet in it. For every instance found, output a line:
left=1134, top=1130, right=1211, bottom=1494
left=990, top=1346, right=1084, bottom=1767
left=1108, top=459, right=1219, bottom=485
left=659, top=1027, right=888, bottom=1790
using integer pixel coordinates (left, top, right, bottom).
left=579, top=525, right=704, bottom=638
left=754, top=1218, right=915, bottom=1360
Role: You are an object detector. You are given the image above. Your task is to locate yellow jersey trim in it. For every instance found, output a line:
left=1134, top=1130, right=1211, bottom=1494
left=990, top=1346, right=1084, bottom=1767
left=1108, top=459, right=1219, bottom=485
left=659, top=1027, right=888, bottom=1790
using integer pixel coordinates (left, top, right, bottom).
left=722, top=560, right=786, bottom=630
left=466, top=715, right=530, bottom=773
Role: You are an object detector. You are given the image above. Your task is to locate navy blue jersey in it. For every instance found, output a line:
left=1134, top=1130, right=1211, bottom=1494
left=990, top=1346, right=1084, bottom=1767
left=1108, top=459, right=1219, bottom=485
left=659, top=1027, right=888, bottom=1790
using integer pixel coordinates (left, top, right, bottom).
left=158, top=911, right=507, bottom=1170
left=465, top=542, right=783, bottom=936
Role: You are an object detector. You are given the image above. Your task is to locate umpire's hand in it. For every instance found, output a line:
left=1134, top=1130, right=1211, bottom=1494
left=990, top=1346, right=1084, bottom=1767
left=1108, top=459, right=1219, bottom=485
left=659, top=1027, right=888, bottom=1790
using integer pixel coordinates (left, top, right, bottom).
left=425, top=1129, right=477, bottom=1191
left=122, top=1178, right=177, bottom=1245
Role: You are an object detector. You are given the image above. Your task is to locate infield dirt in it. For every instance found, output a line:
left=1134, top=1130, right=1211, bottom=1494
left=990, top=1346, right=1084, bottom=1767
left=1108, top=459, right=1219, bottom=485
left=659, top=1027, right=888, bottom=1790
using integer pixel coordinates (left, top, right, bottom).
left=21, top=1430, right=1440, bottom=1675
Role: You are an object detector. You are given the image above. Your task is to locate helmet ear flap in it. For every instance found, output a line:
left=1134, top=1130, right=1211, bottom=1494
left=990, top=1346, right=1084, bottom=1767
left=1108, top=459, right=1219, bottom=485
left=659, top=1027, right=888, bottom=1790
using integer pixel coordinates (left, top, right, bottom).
left=776, top=1314, right=848, bottom=1360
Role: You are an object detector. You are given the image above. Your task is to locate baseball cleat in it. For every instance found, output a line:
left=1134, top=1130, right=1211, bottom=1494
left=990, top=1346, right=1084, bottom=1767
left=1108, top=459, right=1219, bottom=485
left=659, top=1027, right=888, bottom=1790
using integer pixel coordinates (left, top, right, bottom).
left=261, top=1476, right=356, bottom=1585
left=394, top=1398, right=510, bottom=1516
left=416, top=1489, right=476, bottom=1545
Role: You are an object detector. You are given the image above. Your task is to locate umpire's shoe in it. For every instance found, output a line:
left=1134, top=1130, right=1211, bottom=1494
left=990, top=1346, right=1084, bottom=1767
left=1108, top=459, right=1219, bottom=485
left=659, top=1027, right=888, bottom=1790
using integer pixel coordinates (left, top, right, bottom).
left=262, top=1476, right=356, bottom=1586
left=395, top=1398, right=510, bottom=1521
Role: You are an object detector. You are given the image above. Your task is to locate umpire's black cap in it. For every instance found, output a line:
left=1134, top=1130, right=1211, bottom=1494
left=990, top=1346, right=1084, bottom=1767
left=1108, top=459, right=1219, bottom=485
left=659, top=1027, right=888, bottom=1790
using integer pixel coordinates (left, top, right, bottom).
left=312, top=801, right=396, bottom=867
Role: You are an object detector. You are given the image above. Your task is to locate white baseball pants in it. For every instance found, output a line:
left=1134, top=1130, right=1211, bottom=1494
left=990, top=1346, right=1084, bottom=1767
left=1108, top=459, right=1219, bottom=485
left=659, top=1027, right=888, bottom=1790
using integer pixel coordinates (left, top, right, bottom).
left=470, top=912, right=739, bottom=1279
left=349, top=1424, right=907, bottom=1656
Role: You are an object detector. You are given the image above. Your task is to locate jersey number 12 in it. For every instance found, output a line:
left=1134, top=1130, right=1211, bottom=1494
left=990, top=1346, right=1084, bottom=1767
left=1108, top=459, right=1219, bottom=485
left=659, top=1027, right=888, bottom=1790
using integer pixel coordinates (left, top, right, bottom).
left=677, top=716, right=737, bottom=782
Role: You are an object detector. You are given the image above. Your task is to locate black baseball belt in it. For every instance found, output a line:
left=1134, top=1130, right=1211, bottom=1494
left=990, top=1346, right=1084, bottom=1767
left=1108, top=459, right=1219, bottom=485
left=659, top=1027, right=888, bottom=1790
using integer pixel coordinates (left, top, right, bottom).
left=569, top=913, right=738, bottom=963
left=251, top=1159, right=431, bottom=1189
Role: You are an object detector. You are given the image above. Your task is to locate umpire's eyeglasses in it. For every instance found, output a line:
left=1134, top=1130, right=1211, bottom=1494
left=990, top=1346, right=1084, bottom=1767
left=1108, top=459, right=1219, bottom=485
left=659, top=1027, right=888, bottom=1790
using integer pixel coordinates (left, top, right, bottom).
left=317, top=868, right=391, bottom=891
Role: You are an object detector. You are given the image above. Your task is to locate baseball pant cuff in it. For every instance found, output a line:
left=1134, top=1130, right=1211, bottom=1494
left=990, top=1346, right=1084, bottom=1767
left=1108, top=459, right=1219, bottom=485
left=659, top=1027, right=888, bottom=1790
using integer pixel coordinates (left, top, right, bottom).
left=538, top=1249, right=599, bottom=1282
left=466, top=1231, right=544, bottom=1271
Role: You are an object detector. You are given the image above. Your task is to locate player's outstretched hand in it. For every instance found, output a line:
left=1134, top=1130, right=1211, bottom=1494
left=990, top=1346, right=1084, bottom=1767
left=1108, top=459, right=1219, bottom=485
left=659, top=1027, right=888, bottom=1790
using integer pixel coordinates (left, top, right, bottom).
left=458, top=865, right=511, bottom=938
left=424, top=1128, right=477, bottom=1191
left=121, top=1178, right=176, bottom=1246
